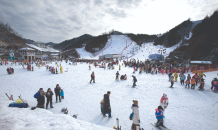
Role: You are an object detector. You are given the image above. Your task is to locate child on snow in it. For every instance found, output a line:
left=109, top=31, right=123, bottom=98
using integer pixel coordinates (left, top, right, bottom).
left=155, top=106, right=164, bottom=127
left=185, top=79, right=190, bottom=88
left=191, top=77, right=195, bottom=89
left=100, top=99, right=104, bottom=114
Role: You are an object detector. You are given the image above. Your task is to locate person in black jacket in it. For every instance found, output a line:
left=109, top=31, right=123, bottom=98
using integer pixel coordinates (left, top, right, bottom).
left=103, top=91, right=112, bottom=118
left=55, top=84, right=61, bottom=103
left=115, top=71, right=119, bottom=81
left=90, top=72, right=95, bottom=83
left=37, top=91, right=45, bottom=108
left=46, top=88, right=54, bottom=109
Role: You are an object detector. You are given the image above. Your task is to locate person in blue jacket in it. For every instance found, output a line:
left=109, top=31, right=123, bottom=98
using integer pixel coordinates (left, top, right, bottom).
left=132, top=75, right=137, bottom=87
left=155, top=106, right=164, bottom=126
left=179, top=73, right=186, bottom=85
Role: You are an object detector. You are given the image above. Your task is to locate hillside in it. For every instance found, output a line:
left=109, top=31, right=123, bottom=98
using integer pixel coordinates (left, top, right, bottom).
left=168, top=11, right=218, bottom=63
left=54, top=34, right=93, bottom=50
left=0, top=22, right=24, bottom=50
left=153, top=19, right=194, bottom=47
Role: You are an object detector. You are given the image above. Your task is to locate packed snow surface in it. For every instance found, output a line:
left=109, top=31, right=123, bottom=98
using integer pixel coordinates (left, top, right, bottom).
left=1, top=62, right=218, bottom=130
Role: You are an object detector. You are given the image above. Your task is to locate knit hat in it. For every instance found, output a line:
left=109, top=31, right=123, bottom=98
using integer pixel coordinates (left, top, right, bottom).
left=163, top=93, right=167, bottom=98
left=133, top=100, right=138, bottom=105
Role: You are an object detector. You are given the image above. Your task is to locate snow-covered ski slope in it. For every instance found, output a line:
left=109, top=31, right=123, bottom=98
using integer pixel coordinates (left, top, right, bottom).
left=76, top=34, right=183, bottom=60
left=1, top=63, right=218, bottom=130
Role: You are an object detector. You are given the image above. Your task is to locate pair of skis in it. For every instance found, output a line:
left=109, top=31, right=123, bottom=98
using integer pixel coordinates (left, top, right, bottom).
left=150, top=123, right=171, bottom=130
left=5, top=93, right=14, bottom=101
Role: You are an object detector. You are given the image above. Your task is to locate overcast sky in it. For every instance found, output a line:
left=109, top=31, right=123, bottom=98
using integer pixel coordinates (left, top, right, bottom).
left=0, top=0, right=218, bottom=43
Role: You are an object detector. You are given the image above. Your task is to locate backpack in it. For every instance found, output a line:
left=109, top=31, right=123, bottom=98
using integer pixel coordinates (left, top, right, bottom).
left=129, top=112, right=134, bottom=120
left=34, top=91, right=40, bottom=99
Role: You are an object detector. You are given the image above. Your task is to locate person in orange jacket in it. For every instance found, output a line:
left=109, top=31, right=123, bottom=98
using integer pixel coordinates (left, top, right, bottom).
left=191, top=77, right=195, bottom=89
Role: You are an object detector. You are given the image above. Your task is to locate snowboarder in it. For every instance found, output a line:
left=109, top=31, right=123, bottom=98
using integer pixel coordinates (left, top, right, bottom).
left=132, top=75, right=137, bottom=87
left=54, top=84, right=61, bottom=103
left=46, top=88, right=54, bottom=109
left=103, top=91, right=112, bottom=118
left=155, top=106, right=164, bottom=127
left=115, top=71, right=120, bottom=81
left=180, top=73, right=186, bottom=85
left=90, top=71, right=95, bottom=83
left=131, top=100, right=140, bottom=130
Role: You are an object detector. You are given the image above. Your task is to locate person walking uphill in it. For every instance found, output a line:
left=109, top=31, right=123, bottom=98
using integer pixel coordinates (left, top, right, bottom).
left=55, top=84, right=61, bottom=103
left=90, top=71, right=95, bottom=83
left=46, top=88, right=54, bottom=109
left=131, top=100, right=140, bottom=130
left=103, top=91, right=112, bottom=118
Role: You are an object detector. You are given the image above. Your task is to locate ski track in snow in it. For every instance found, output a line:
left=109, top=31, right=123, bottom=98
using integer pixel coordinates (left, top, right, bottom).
left=1, top=63, right=218, bottom=130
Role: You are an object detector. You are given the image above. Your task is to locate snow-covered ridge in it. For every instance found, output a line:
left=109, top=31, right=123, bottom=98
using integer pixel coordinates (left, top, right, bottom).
left=0, top=100, right=112, bottom=130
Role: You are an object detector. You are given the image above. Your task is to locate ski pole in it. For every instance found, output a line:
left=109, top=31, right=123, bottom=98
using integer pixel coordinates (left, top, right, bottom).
left=212, top=101, right=218, bottom=106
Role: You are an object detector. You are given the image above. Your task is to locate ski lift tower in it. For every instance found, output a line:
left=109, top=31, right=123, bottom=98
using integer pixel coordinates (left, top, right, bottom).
left=158, top=48, right=166, bottom=61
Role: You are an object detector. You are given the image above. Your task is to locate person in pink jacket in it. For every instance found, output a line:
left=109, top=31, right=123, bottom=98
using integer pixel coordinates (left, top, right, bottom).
left=160, top=93, right=169, bottom=110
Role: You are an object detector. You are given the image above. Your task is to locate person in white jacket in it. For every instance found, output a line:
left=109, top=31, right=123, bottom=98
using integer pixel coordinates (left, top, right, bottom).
left=131, top=100, right=140, bottom=130
left=160, top=93, right=169, bottom=110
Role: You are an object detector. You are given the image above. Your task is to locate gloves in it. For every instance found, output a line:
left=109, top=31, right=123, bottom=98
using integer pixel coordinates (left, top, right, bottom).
left=138, top=120, right=140, bottom=123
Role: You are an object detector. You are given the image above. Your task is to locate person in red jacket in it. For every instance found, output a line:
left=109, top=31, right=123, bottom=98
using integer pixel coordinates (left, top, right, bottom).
left=192, top=73, right=200, bottom=85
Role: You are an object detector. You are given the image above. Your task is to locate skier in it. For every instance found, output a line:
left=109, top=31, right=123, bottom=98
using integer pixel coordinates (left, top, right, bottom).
left=185, top=79, right=190, bottom=88
left=131, top=100, right=140, bottom=130
left=155, top=106, right=164, bottom=127
left=191, top=77, right=195, bottom=89
left=89, top=65, right=91, bottom=70
left=198, top=78, right=205, bottom=90
left=199, top=71, right=206, bottom=79
left=125, top=74, right=127, bottom=80
left=54, top=84, right=61, bottom=103
left=179, top=73, right=186, bottom=85
left=160, top=93, right=168, bottom=116
left=132, top=75, right=137, bottom=87
left=60, top=89, right=64, bottom=99
left=187, top=74, right=191, bottom=80
left=90, top=71, right=95, bottom=83
left=103, top=91, right=112, bottom=118
left=115, top=71, right=120, bottom=81
left=170, top=75, right=174, bottom=88
left=211, top=78, right=218, bottom=91
left=192, top=73, right=200, bottom=85
left=174, top=72, right=178, bottom=82
left=46, top=88, right=54, bottom=109
left=119, top=64, right=121, bottom=71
